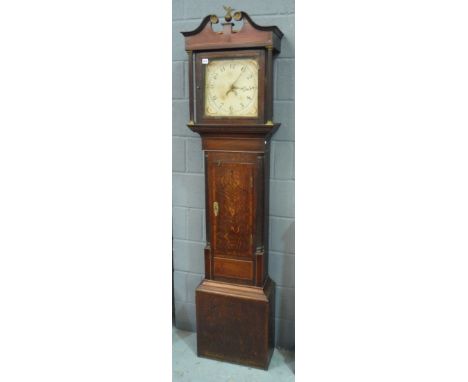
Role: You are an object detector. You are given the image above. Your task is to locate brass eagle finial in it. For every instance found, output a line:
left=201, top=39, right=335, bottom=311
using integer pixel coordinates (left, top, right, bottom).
left=221, top=6, right=243, bottom=22
left=223, top=5, right=234, bottom=21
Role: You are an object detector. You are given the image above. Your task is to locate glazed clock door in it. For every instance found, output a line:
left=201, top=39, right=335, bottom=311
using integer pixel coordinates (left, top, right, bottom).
left=194, top=49, right=266, bottom=125
left=207, top=152, right=257, bottom=285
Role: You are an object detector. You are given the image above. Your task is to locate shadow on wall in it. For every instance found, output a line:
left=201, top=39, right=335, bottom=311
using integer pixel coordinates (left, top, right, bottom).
left=275, top=220, right=295, bottom=350
left=172, top=239, right=175, bottom=325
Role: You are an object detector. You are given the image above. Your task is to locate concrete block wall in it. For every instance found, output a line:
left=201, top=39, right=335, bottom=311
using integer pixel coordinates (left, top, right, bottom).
left=172, top=0, right=295, bottom=350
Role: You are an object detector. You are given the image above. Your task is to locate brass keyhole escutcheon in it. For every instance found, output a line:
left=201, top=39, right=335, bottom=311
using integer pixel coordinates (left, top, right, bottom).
left=213, top=201, right=219, bottom=217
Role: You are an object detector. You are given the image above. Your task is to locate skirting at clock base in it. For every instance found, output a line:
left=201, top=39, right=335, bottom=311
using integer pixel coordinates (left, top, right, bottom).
left=195, top=277, right=275, bottom=370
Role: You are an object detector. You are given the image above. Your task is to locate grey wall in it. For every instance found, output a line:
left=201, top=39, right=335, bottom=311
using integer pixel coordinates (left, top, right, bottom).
left=172, top=0, right=295, bottom=350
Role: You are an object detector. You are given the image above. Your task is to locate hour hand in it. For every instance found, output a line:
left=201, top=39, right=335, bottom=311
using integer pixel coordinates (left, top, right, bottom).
left=225, top=86, right=238, bottom=96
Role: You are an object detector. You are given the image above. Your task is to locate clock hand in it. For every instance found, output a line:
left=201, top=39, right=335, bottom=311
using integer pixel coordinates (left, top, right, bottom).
left=231, top=67, right=250, bottom=91
left=226, top=71, right=246, bottom=96
left=231, top=71, right=243, bottom=87
left=226, top=78, right=242, bottom=95
left=225, top=64, right=251, bottom=96
left=226, top=83, right=241, bottom=96
left=225, top=87, right=238, bottom=96
left=232, top=85, right=243, bottom=90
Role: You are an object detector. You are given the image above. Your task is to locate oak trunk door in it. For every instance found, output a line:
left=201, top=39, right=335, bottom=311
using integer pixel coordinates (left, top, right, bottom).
left=207, top=152, right=256, bottom=284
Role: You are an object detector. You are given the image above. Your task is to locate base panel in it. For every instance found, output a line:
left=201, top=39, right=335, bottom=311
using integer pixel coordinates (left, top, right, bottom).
left=195, top=278, right=275, bottom=370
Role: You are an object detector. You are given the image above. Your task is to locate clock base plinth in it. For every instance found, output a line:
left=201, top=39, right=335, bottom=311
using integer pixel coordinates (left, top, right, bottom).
left=195, top=277, right=275, bottom=370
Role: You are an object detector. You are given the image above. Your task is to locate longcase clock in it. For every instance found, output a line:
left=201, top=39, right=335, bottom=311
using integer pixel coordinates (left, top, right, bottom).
left=181, top=7, right=283, bottom=369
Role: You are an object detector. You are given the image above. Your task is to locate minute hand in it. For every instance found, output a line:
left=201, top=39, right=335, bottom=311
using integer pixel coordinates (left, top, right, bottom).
left=231, top=70, right=244, bottom=87
left=228, top=68, right=247, bottom=91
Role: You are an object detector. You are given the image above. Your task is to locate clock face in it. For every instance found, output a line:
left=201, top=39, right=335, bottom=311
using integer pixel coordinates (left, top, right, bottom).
left=204, top=58, right=259, bottom=118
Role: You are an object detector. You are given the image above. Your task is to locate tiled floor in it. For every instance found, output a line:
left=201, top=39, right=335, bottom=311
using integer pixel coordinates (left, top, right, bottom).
left=172, top=326, right=295, bottom=382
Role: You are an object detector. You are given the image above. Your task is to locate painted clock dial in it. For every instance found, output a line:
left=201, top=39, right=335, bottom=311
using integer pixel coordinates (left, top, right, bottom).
left=204, top=58, right=259, bottom=117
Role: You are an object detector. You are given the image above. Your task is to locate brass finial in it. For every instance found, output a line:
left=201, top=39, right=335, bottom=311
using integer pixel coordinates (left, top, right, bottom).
left=233, top=11, right=243, bottom=21
left=223, top=5, right=234, bottom=22
left=210, top=15, right=219, bottom=24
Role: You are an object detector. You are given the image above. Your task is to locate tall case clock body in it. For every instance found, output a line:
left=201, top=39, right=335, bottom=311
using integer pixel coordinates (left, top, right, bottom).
left=182, top=10, right=283, bottom=369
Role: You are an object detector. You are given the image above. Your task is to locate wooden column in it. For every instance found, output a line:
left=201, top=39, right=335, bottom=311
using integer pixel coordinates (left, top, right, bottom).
left=187, top=50, right=194, bottom=124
